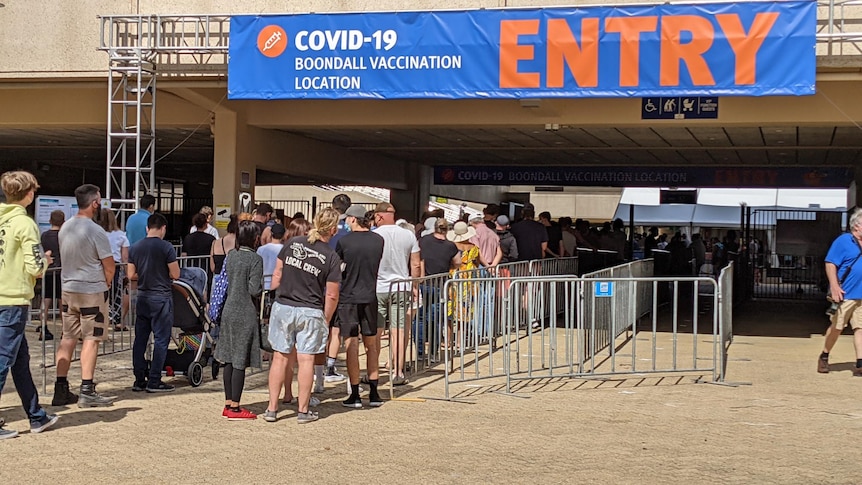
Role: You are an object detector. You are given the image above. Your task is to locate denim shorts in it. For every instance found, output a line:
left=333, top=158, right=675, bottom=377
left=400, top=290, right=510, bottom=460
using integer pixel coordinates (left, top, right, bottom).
left=268, top=302, right=328, bottom=355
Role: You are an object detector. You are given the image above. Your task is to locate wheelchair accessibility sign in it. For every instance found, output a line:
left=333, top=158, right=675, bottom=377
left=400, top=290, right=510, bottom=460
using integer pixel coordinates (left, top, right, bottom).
left=595, top=281, right=614, bottom=297
left=642, top=97, right=718, bottom=120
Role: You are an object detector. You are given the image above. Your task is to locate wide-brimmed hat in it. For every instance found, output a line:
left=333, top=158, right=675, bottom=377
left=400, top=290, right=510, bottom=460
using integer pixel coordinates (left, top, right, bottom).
left=447, top=221, right=476, bottom=243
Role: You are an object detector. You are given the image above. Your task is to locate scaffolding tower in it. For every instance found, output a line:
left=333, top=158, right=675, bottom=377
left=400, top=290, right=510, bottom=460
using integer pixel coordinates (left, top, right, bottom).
left=99, top=15, right=229, bottom=218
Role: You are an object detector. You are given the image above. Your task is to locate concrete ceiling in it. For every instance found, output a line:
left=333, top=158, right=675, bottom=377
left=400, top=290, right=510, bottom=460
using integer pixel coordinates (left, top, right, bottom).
left=2, top=125, right=861, bottom=180
left=284, top=125, right=862, bottom=167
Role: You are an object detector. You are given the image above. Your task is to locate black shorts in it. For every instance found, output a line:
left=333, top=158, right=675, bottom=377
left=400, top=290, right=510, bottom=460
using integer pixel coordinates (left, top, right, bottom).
left=333, top=303, right=378, bottom=338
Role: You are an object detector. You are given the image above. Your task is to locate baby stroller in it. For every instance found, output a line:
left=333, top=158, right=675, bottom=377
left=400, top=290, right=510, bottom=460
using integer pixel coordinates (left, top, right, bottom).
left=163, top=267, right=216, bottom=387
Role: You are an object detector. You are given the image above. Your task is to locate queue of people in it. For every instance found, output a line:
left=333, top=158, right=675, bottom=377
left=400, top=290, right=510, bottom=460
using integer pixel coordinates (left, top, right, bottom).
left=7, top=174, right=861, bottom=436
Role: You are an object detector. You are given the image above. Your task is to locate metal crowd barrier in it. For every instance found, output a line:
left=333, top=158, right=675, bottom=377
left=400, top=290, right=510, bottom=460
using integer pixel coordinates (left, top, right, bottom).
left=380, top=273, right=449, bottom=396
left=501, top=275, right=722, bottom=395
left=35, top=264, right=137, bottom=392
left=718, top=263, right=734, bottom=381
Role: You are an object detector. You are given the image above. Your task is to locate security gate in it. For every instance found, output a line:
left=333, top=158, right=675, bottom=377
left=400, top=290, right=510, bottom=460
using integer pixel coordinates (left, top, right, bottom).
left=743, top=208, right=844, bottom=301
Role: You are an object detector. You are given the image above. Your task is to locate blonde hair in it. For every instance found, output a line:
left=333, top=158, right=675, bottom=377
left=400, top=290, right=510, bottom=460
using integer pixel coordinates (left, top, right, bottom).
left=238, top=212, right=253, bottom=222
left=1, top=170, right=39, bottom=202
left=308, top=207, right=339, bottom=244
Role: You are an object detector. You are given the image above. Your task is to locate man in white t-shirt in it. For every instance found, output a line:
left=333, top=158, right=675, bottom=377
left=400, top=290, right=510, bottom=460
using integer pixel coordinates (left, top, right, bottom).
left=372, top=202, right=420, bottom=386
left=189, top=205, right=220, bottom=239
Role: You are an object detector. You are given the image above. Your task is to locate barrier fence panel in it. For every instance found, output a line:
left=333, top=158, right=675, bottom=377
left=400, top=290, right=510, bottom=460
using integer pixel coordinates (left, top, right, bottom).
left=718, top=263, right=734, bottom=381
left=257, top=200, right=313, bottom=220
left=442, top=275, right=540, bottom=399
left=502, top=277, right=579, bottom=389
left=383, top=273, right=450, bottom=396
left=501, top=276, right=720, bottom=394
left=36, top=263, right=137, bottom=392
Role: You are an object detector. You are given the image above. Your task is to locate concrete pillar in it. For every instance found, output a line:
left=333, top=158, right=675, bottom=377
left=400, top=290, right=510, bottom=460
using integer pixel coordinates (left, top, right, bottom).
left=212, top=109, right=257, bottom=229
left=849, top=180, right=859, bottom=211
left=390, top=164, right=431, bottom=223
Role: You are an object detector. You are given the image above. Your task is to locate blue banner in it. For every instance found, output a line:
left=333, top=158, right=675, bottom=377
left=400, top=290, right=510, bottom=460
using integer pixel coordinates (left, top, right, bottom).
left=433, top=166, right=853, bottom=188
left=228, top=2, right=816, bottom=99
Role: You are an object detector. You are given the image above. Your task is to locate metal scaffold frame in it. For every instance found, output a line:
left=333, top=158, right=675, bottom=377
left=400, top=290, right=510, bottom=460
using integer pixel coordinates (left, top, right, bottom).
left=98, top=5, right=862, bottom=215
left=99, top=15, right=229, bottom=216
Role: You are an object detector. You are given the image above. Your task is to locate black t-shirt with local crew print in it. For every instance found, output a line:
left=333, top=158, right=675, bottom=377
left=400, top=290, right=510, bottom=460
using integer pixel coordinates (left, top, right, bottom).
left=276, top=236, right=342, bottom=310
left=336, top=231, right=385, bottom=304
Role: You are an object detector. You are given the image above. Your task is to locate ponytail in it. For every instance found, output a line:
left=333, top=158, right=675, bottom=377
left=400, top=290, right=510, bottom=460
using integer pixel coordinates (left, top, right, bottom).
left=308, top=207, right=339, bottom=244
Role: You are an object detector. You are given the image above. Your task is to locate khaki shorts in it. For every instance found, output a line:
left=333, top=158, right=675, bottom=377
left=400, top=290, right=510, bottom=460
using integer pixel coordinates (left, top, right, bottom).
left=830, top=299, right=862, bottom=331
left=61, top=291, right=109, bottom=341
left=377, top=291, right=411, bottom=330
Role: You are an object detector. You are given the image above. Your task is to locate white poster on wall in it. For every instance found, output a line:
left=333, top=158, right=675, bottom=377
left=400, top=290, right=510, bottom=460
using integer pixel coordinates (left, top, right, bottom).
left=35, top=196, right=111, bottom=233
left=35, top=196, right=78, bottom=233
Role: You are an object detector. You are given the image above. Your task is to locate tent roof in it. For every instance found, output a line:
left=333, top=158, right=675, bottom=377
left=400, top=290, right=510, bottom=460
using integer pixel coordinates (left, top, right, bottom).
left=614, top=203, right=846, bottom=228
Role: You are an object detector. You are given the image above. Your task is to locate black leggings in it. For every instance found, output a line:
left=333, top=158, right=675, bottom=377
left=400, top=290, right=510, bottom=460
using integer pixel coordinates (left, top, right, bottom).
left=222, top=363, right=245, bottom=404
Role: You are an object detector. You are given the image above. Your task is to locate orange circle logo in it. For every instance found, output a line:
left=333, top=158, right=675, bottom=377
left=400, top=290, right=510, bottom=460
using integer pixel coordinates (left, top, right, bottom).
left=257, top=25, right=288, bottom=58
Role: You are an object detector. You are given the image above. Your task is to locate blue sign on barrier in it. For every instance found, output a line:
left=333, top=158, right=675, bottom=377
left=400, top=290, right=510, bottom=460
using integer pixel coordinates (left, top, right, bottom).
left=595, top=281, right=614, bottom=298
left=228, top=2, right=816, bottom=99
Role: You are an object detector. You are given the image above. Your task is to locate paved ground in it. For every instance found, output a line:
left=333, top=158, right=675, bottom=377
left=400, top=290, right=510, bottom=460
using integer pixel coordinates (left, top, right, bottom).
left=2, top=300, right=861, bottom=484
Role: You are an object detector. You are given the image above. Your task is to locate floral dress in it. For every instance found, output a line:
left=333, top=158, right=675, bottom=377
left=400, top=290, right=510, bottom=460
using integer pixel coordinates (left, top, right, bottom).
left=448, top=244, right=481, bottom=322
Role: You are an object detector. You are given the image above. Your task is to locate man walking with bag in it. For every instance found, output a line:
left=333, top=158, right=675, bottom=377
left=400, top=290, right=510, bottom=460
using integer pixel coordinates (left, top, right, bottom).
left=819, top=208, right=862, bottom=375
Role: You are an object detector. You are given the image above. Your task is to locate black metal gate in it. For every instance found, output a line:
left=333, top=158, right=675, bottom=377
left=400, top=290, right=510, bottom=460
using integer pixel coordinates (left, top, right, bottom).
left=742, top=208, right=844, bottom=301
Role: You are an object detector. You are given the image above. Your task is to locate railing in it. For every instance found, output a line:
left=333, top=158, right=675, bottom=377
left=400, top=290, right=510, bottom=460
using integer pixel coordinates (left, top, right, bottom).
left=501, top=275, right=721, bottom=395
left=98, top=4, right=862, bottom=78
left=718, top=263, right=734, bottom=381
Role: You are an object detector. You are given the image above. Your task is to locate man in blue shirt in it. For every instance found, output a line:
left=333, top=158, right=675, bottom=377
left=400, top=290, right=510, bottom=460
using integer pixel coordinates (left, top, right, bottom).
left=125, top=194, right=155, bottom=245
left=819, top=209, right=862, bottom=376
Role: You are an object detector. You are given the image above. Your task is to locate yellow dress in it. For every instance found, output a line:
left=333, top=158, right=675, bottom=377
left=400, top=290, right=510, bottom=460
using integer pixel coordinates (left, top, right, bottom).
left=448, top=245, right=480, bottom=322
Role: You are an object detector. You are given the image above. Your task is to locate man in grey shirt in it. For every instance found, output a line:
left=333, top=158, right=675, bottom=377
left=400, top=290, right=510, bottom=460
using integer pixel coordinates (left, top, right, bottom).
left=53, top=184, right=116, bottom=408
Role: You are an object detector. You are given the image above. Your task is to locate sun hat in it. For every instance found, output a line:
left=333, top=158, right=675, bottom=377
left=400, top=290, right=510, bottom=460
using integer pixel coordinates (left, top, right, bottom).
left=447, top=221, right=477, bottom=243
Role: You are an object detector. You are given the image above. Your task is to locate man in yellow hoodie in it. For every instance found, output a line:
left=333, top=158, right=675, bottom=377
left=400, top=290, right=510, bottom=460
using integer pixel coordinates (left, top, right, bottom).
left=0, top=170, right=59, bottom=439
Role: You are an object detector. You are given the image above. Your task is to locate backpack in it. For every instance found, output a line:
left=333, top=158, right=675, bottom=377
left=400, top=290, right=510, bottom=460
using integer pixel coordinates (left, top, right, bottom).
left=208, top=252, right=230, bottom=323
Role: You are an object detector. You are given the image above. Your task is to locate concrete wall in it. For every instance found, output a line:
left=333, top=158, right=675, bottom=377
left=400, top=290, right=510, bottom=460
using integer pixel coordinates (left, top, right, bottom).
left=4, top=0, right=859, bottom=78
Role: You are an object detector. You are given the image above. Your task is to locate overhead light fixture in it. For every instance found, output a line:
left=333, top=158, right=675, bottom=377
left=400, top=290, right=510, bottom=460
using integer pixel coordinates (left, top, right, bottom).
left=520, top=98, right=542, bottom=109
left=544, top=123, right=560, bottom=131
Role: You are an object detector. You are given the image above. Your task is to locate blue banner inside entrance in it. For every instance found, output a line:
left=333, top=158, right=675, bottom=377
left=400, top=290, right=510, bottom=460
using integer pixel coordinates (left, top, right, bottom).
left=228, top=2, right=816, bottom=100
left=433, top=166, right=853, bottom=188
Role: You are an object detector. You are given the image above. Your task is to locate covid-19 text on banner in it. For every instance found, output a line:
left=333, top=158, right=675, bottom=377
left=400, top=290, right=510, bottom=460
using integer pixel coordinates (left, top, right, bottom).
left=227, top=2, right=816, bottom=100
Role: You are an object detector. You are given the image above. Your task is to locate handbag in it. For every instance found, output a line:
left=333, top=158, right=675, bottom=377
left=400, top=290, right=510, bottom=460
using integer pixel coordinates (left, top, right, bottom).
left=258, top=290, right=273, bottom=353
left=208, top=252, right=230, bottom=324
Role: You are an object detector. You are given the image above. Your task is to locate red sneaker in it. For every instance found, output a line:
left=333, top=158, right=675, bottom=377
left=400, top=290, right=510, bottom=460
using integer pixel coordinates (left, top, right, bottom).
left=222, top=407, right=229, bottom=418
left=225, top=407, right=257, bottom=421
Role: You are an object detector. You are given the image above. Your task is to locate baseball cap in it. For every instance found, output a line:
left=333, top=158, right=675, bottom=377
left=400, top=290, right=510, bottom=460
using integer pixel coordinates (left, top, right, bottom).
left=496, top=215, right=510, bottom=227
left=345, top=204, right=368, bottom=218
left=374, top=202, right=395, bottom=213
